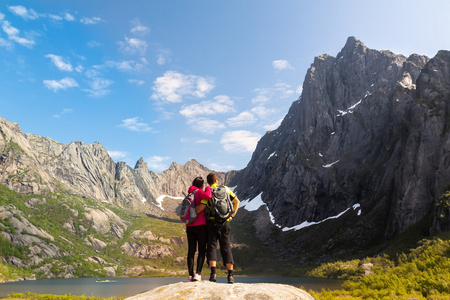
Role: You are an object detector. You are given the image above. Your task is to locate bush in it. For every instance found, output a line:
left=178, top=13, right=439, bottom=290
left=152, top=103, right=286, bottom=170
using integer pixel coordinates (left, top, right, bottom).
left=310, top=238, right=450, bottom=299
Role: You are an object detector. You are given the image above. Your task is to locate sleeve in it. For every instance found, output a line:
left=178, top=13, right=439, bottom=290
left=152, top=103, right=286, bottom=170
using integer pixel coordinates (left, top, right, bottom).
left=199, top=186, right=211, bottom=205
left=228, top=187, right=236, bottom=200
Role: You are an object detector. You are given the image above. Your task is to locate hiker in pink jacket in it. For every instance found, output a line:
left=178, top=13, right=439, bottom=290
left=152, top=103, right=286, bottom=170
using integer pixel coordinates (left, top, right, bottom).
left=186, top=176, right=211, bottom=281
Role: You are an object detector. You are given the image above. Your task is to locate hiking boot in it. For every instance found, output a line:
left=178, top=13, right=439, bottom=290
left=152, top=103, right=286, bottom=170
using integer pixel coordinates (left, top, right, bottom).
left=192, top=273, right=201, bottom=281
left=227, top=274, right=234, bottom=284
left=209, top=273, right=217, bottom=282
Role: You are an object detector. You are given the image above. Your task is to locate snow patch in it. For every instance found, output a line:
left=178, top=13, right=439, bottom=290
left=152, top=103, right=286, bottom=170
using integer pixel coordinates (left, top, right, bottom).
left=322, top=160, right=339, bottom=168
left=268, top=152, right=277, bottom=159
left=281, top=203, right=362, bottom=232
left=240, top=193, right=264, bottom=211
left=337, top=99, right=362, bottom=116
left=141, top=197, right=147, bottom=203
left=155, top=195, right=183, bottom=211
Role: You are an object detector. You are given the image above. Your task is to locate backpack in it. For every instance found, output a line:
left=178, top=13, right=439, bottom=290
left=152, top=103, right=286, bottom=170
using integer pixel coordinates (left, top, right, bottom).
left=208, top=185, right=235, bottom=223
left=179, top=189, right=198, bottom=224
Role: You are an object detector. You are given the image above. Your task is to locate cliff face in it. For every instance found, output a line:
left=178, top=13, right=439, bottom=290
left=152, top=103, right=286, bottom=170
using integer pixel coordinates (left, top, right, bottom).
left=231, top=37, right=450, bottom=246
left=0, top=117, right=222, bottom=216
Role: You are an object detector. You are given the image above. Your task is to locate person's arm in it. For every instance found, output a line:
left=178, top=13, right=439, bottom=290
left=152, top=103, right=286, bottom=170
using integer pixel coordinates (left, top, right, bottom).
left=231, top=197, right=240, bottom=218
left=195, top=203, right=206, bottom=214
left=195, top=186, right=211, bottom=214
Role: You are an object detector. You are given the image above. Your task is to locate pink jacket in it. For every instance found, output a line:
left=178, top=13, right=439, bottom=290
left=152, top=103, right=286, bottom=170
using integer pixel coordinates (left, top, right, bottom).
left=186, top=185, right=211, bottom=227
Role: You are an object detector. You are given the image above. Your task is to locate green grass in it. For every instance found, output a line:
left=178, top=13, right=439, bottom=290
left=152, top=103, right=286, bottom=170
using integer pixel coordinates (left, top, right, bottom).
left=309, top=237, right=450, bottom=299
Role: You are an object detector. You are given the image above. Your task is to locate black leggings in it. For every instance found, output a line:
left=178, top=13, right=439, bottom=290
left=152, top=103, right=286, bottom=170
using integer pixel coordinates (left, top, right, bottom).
left=186, top=225, right=207, bottom=276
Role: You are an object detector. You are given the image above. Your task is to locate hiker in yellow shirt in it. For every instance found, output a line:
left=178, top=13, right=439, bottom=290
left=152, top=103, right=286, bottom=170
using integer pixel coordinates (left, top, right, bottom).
left=198, top=172, right=240, bottom=284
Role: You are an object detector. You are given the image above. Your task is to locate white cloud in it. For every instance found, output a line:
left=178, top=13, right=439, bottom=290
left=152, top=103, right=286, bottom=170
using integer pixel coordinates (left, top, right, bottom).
left=252, top=83, right=294, bottom=104
left=45, top=54, right=73, bottom=72
left=118, top=37, right=148, bottom=56
left=83, top=77, right=113, bottom=97
left=8, top=5, right=40, bottom=20
left=64, top=13, right=75, bottom=21
left=0, top=13, right=4, bottom=20
left=2, top=20, right=35, bottom=48
left=251, top=106, right=276, bottom=118
left=119, top=117, right=152, bottom=132
left=53, top=108, right=73, bottom=119
left=75, top=65, right=84, bottom=72
left=131, top=25, right=150, bottom=35
left=108, top=150, right=128, bottom=160
left=152, top=71, right=215, bottom=103
left=128, top=79, right=145, bottom=86
left=48, top=14, right=63, bottom=21
left=180, top=137, right=212, bottom=144
left=272, top=59, right=294, bottom=71
left=226, top=111, right=256, bottom=127
left=179, top=95, right=234, bottom=117
left=157, top=50, right=171, bottom=65
left=87, top=41, right=101, bottom=48
left=43, top=77, right=79, bottom=92
left=296, top=85, right=303, bottom=94
left=80, top=17, right=102, bottom=25
left=82, top=67, right=113, bottom=97
left=221, top=131, right=261, bottom=153
left=147, top=156, right=170, bottom=172
left=0, top=37, right=13, bottom=49
left=187, top=118, right=226, bottom=134
left=263, top=117, right=284, bottom=131
left=105, top=60, right=146, bottom=73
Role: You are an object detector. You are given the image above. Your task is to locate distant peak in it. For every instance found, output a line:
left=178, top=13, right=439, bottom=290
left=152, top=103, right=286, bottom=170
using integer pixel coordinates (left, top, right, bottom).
left=134, top=157, right=147, bottom=169
left=337, top=36, right=367, bottom=58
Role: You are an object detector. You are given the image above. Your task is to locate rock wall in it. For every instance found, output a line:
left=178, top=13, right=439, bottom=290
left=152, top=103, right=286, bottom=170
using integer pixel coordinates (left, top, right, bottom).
left=231, top=37, right=450, bottom=248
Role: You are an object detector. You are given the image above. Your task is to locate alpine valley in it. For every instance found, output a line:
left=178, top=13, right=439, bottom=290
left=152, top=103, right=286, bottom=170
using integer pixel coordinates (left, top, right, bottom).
left=1, top=37, right=450, bottom=282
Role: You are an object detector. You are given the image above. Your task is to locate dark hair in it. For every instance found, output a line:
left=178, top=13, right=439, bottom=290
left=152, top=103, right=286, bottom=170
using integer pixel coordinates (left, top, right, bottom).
left=207, top=172, right=218, bottom=185
left=192, top=176, right=204, bottom=188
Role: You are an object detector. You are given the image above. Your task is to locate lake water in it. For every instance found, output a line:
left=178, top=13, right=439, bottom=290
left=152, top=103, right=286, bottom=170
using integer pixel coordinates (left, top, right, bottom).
left=0, top=276, right=343, bottom=298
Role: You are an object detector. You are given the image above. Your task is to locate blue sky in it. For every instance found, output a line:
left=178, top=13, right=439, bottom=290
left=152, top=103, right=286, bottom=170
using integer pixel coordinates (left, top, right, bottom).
left=1, top=1, right=450, bottom=172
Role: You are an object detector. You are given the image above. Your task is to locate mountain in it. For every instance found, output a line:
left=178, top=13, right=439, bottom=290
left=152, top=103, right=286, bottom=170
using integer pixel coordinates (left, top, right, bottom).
left=0, top=119, right=229, bottom=281
left=0, top=116, right=226, bottom=217
left=1, top=37, right=450, bottom=279
left=231, top=37, right=450, bottom=260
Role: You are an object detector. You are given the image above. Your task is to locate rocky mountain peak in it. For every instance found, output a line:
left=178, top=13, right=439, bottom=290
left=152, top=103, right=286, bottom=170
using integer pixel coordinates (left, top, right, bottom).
left=134, top=157, right=148, bottom=170
left=230, top=37, right=449, bottom=255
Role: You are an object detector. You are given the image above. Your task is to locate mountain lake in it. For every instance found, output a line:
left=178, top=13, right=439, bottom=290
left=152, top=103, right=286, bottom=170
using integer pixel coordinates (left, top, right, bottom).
left=0, top=276, right=344, bottom=297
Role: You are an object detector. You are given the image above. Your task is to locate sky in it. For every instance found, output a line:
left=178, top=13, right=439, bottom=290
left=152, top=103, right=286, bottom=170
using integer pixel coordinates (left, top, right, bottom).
left=1, top=0, right=450, bottom=172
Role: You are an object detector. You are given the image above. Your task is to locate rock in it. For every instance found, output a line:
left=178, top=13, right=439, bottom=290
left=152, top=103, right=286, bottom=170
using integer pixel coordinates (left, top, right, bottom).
left=104, top=266, right=116, bottom=277
left=230, top=36, right=450, bottom=260
left=91, top=238, right=108, bottom=249
left=86, top=256, right=106, bottom=265
left=361, top=262, right=373, bottom=276
left=84, top=208, right=129, bottom=238
left=121, top=242, right=175, bottom=258
left=25, top=274, right=36, bottom=280
left=125, top=281, right=314, bottom=300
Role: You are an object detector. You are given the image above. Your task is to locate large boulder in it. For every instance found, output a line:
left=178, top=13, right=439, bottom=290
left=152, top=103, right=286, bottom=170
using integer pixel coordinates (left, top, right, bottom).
left=125, top=281, right=314, bottom=300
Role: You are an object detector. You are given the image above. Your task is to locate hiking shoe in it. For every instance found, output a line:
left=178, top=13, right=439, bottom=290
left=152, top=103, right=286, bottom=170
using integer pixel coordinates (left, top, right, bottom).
left=188, top=275, right=193, bottom=281
left=227, top=274, right=234, bottom=284
left=209, top=273, right=217, bottom=282
left=192, top=273, right=201, bottom=281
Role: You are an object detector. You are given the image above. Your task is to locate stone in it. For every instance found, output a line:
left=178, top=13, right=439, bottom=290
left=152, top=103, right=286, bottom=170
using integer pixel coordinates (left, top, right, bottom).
left=125, top=281, right=314, bottom=300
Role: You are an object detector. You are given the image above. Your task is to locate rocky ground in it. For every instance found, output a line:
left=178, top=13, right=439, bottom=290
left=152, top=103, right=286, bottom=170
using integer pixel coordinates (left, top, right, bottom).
left=125, top=281, right=314, bottom=300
